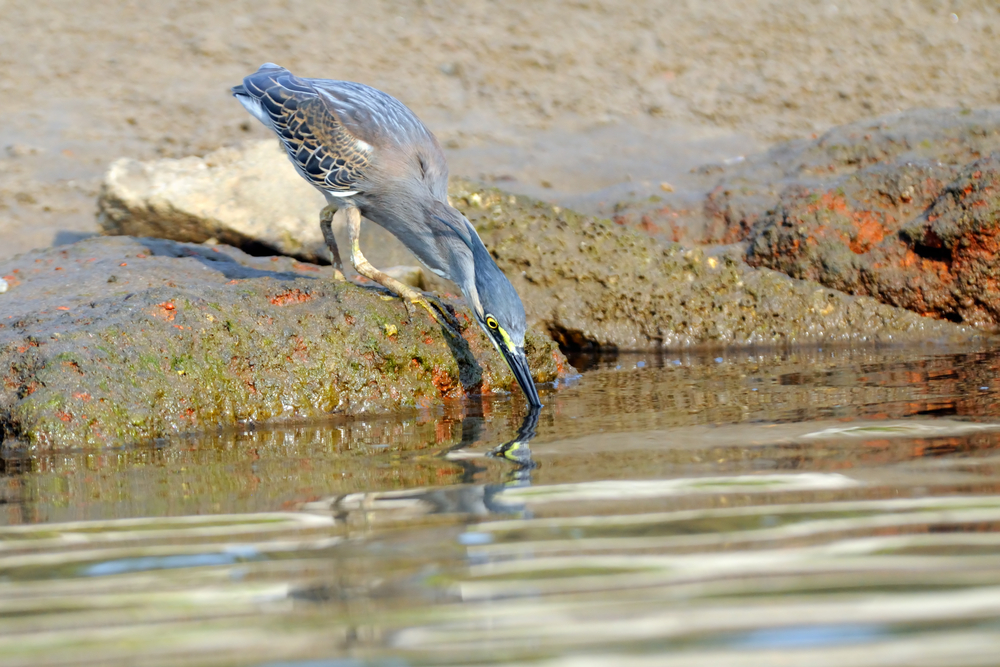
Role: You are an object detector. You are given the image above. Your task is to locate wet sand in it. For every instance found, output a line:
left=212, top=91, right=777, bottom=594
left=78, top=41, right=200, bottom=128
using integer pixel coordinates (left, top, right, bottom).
left=2, top=0, right=999, bottom=259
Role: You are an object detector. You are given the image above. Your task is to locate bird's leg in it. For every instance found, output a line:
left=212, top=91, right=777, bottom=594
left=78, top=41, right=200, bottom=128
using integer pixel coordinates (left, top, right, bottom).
left=344, top=205, right=462, bottom=337
left=319, top=205, right=346, bottom=281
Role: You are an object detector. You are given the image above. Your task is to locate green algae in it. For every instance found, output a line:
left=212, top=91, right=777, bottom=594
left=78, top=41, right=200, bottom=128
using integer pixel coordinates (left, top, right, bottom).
left=450, top=179, right=984, bottom=351
left=0, top=237, right=569, bottom=449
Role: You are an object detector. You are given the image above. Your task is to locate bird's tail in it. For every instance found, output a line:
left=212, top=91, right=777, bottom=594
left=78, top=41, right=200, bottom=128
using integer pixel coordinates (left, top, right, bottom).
left=232, top=63, right=290, bottom=126
left=237, top=63, right=299, bottom=98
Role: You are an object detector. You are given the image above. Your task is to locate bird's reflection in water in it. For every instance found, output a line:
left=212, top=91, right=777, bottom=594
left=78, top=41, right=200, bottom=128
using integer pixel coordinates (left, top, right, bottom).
left=481, top=405, right=539, bottom=514
left=488, top=406, right=540, bottom=470
left=388, top=406, right=541, bottom=519
left=443, top=405, right=539, bottom=479
left=310, top=407, right=542, bottom=521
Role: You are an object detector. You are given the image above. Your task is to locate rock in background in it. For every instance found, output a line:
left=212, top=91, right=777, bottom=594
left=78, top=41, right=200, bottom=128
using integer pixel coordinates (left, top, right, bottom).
left=98, top=142, right=327, bottom=260
left=614, top=108, right=1000, bottom=329
left=451, top=182, right=983, bottom=351
left=92, top=138, right=988, bottom=353
left=99, top=141, right=438, bottom=289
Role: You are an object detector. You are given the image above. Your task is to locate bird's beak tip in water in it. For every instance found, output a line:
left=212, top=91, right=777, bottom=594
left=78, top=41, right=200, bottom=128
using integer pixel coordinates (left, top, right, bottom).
left=505, top=348, right=543, bottom=409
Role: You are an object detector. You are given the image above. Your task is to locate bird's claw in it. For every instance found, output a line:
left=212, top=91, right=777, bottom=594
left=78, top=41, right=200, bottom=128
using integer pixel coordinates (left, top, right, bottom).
left=407, top=295, right=462, bottom=338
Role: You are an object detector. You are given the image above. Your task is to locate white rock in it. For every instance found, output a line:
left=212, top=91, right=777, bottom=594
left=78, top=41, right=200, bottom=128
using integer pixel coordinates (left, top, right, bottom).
left=97, top=140, right=449, bottom=287
left=98, top=140, right=328, bottom=260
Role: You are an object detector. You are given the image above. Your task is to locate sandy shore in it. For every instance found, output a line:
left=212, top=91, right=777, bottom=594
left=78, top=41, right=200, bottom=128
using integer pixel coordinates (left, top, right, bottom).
left=1, top=0, right=998, bottom=260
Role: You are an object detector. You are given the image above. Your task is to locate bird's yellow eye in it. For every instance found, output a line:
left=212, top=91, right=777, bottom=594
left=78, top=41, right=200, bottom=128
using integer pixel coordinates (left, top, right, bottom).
left=486, top=316, right=499, bottom=330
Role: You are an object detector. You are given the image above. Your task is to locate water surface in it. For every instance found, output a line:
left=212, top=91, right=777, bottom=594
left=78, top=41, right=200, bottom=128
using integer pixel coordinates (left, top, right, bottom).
left=3, top=346, right=1000, bottom=666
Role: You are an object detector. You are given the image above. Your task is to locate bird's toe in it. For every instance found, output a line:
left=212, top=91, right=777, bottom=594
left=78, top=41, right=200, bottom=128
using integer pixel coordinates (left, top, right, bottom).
left=408, top=296, right=462, bottom=338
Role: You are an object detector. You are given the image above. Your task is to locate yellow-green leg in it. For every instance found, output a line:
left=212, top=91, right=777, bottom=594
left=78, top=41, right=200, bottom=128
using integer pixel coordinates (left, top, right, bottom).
left=341, top=205, right=461, bottom=337
left=319, top=205, right=346, bottom=281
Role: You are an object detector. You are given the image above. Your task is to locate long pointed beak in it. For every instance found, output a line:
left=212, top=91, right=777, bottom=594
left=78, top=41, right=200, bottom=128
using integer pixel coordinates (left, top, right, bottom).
left=503, top=347, right=542, bottom=408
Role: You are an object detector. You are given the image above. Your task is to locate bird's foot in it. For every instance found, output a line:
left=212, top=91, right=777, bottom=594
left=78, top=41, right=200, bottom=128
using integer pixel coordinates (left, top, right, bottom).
left=406, top=294, right=462, bottom=338
left=340, top=204, right=462, bottom=337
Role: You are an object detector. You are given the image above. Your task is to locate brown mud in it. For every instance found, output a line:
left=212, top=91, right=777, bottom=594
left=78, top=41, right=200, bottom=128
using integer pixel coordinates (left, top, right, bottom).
left=3, top=1, right=1000, bottom=260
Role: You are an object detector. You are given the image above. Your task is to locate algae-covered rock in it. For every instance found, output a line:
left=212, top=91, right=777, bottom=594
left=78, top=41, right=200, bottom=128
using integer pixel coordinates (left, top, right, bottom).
left=605, top=107, right=1000, bottom=329
left=0, top=237, right=569, bottom=450
left=450, top=180, right=985, bottom=350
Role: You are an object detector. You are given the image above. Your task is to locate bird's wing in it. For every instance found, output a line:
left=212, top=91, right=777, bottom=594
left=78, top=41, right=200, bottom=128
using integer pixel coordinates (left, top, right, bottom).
left=309, top=78, right=452, bottom=201
left=235, top=64, right=372, bottom=196
left=307, top=79, right=433, bottom=154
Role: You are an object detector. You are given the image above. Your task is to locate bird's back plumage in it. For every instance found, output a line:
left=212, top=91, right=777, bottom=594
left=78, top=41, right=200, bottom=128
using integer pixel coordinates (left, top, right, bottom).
left=235, top=64, right=477, bottom=288
left=234, top=64, right=386, bottom=196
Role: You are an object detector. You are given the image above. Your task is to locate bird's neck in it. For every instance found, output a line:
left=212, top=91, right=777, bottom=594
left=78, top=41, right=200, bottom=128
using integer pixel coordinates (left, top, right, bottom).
left=466, top=233, right=509, bottom=317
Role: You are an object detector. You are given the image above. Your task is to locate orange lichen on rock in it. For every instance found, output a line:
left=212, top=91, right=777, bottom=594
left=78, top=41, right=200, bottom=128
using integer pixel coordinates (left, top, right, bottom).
left=153, top=301, right=176, bottom=321
left=849, top=211, right=887, bottom=254
left=269, top=289, right=313, bottom=306
left=430, top=366, right=456, bottom=396
left=804, top=192, right=851, bottom=216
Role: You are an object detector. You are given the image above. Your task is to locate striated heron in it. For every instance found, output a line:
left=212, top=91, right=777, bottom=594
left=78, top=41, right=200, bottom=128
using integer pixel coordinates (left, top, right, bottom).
left=233, top=63, right=541, bottom=407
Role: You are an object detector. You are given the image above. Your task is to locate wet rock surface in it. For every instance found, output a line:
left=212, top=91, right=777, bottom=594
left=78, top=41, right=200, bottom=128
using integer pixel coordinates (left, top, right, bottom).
left=450, top=181, right=983, bottom=351
left=0, top=237, right=568, bottom=450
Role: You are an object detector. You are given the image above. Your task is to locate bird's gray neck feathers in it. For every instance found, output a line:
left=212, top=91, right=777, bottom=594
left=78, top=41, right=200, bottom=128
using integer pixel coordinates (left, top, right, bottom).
left=467, top=236, right=506, bottom=315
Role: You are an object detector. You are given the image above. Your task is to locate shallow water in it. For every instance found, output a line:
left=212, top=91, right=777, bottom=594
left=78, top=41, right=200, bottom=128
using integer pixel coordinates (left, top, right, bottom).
left=4, top=346, right=1000, bottom=666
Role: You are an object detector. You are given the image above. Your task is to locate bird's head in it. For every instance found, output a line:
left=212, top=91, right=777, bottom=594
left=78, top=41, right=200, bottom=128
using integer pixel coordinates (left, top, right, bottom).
left=429, top=202, right=542, bottom=408
left=470, top=242, right=542, bottom=408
